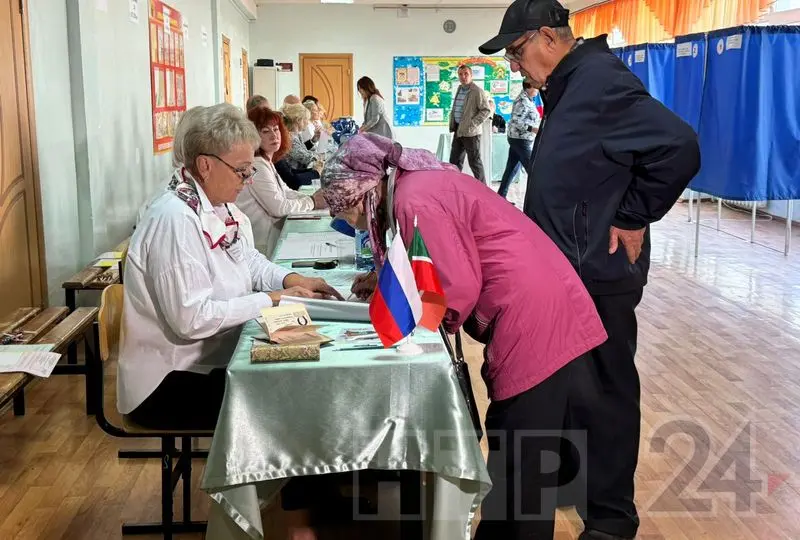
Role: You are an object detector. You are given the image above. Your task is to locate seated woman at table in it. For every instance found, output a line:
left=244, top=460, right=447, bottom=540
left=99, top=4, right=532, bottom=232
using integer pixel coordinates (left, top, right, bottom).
left=279, top=103, right=320, bottom=171
left=236, top=106, right=327, bottom=256
left=321, top=133, right=608, bottom=540
left=118, top=103, right=342, bottom=431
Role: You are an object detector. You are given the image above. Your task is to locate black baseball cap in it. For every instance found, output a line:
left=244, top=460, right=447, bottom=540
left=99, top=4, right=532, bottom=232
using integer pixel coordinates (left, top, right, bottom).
left=479, top=0, right=570, bottom=55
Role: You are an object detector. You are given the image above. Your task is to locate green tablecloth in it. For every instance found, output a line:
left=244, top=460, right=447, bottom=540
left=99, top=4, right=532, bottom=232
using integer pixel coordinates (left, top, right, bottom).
left=202, top=215, right=491, bottom=540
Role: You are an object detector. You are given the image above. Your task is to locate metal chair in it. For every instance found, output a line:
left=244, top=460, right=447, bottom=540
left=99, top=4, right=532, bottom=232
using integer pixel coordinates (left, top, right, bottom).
left=90, top=284, right=211, bottom=539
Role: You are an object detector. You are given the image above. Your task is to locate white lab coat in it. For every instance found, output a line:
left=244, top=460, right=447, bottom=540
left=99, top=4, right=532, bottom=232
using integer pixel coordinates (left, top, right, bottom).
left=117, top=176, right=291, bottom=414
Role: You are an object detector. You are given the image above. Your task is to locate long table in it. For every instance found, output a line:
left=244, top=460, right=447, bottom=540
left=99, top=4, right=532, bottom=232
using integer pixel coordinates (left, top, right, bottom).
left=202, top=214, right=491, bottom=539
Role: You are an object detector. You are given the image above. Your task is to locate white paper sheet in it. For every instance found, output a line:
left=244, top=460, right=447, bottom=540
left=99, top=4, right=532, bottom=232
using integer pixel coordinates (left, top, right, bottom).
left=275, top=236, right=351, bottom=260
left=280, top=297, right=370, bottom=322
left=0, top=345, right=62, bottom=378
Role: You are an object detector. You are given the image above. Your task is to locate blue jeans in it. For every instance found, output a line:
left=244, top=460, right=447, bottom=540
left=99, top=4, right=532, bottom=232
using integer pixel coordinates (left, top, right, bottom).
left=498, top=138, right=533, bottom=199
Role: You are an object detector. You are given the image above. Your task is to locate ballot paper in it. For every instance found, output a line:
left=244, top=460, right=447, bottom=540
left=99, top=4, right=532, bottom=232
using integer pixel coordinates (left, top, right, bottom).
left=0, top=345, right=61, bottom=378
left=276, top=236, right=351, bottom=260
left=280, top=297, right=371, bottom=322
left=257, top=304, right=333, bottom=346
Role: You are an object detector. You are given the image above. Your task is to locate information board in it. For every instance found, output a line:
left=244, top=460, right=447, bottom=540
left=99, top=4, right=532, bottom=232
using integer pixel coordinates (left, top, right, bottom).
left=393, top=56, right=524, bottom=127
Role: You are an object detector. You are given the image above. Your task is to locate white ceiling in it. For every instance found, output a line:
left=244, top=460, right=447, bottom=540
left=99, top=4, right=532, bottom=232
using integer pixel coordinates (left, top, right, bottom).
left=255, top=0, right=601, bottom=11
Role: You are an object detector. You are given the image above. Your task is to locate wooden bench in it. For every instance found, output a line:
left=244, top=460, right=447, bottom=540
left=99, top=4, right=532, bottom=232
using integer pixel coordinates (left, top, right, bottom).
left=63, top=237, right=130, bottom=310
left=62, top=237, right=129, bottom=364
left=0, top=306, right=99, bottom=417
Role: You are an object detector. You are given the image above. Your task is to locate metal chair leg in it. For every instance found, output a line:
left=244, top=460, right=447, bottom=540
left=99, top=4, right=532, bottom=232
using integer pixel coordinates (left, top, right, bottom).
left=13, top=390, right=25, bottom=416
left=182, top=436, right=192, bottom=523
left=162, top=437, right=174, bottom=540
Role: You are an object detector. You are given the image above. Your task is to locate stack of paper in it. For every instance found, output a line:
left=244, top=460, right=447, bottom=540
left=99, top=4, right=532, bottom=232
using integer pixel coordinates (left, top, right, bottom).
left=280, top=297, right=370, bottom=322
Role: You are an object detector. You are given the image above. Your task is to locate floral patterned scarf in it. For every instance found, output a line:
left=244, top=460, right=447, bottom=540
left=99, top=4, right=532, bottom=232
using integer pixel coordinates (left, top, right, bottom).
left=168, top=168, right=241, bottom=250
left=320, top=133, right=455, bottom=266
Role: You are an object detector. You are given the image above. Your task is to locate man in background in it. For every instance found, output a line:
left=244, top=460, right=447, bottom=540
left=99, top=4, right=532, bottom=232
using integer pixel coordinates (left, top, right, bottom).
left=246, top=94, right=270, bottom=112
left=479, top=1, right=700, bottom=539
left=448, top=64, right=492, bottom=183
left=498, top=79, right=540, bottom=200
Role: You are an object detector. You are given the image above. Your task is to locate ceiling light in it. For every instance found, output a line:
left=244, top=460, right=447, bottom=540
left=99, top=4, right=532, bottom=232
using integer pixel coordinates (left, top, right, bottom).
left=321, top=0, right=354, bottom=4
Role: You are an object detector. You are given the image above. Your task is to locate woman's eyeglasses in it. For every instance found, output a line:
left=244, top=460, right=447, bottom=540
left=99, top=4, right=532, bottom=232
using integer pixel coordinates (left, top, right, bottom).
left=201, top=153, right=257, bottom=182
left=504, top=31, right=538, bottom=63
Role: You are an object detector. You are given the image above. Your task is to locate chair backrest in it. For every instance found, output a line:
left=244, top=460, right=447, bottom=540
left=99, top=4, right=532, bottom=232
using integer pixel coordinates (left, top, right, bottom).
left=98, top=284, right=124, bottom=362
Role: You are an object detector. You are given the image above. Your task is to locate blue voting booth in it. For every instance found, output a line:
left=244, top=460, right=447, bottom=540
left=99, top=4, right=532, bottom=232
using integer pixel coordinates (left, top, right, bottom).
left=672, top=33, right=707, bottom=132
left=618, top=44, right=676, bottom=111
left=691, top=26, right=800, bottom=201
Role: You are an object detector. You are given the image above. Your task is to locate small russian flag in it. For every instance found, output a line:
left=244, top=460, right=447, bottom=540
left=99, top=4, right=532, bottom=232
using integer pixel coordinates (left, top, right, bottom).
left=369, top=232, right=423, bottom=347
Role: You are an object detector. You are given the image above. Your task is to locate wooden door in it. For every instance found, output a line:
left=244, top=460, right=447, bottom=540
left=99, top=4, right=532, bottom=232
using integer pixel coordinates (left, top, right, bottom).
left=242, top=48, right=249, bottom=106
left=222, top=35, right=232, bottom=104
left=0, top=0, right=46, bottom=318
left=300, top=53, right=353, bottom=120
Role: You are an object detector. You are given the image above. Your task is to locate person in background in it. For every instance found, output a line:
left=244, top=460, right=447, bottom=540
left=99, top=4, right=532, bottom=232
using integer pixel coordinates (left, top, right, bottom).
left=322, top=133, right=608, bottom=539
left=356, top=76, right=393, bottom=139
left=282, top=94, right=301, bottom=107
left=119, top=103, right=341, bottom=432
left=498, top=80, right=540, bottom=200
left=247, top=94, right=270, bottom=112
left=447, top=64, right=492, bottom=183
left=480, top=1, right=701, bottom=538
left=237, top=107, right=327, bottom=256
left=301, top=99, right=324, bottom=148
left=278, top=103, right=321, bottom=172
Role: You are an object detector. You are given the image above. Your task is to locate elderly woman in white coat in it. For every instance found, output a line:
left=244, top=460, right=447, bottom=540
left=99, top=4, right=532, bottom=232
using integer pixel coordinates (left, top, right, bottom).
left=237, top=106, right=327, bottom=256
left=118, top=103, right=341, bottom=431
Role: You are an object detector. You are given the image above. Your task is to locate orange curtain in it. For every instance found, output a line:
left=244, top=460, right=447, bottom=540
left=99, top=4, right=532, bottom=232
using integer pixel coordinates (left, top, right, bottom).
left=571, top=0, right=774, bottom=45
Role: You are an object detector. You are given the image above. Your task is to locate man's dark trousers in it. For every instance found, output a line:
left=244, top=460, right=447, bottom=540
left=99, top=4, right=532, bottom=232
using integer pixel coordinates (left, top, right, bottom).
left=449, top=132, right=486, bottom=183
left=566, top=288, right=644, bottom=539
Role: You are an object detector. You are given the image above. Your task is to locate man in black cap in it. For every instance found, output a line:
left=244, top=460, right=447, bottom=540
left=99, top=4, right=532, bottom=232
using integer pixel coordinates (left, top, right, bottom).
left=478, top=1, right=700, bottom=539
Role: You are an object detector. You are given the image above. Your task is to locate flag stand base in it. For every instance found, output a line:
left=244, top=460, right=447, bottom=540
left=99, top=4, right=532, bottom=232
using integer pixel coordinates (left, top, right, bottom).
left=397, top=340, right=424, bottom=356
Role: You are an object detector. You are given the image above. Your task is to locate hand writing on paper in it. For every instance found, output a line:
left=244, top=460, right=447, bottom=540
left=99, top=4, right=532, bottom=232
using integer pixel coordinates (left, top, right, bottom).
left=609, top=226, right=646, bottom=264
left=351, top=271, right=377, bottom=301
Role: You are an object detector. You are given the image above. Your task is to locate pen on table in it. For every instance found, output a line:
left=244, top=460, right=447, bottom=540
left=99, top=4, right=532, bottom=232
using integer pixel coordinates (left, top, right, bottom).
left=337, top=345, right=391, bottom=351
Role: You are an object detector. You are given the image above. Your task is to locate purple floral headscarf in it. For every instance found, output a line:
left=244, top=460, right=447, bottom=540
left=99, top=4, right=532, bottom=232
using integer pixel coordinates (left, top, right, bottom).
left=321, top=133, right=456, bottom=266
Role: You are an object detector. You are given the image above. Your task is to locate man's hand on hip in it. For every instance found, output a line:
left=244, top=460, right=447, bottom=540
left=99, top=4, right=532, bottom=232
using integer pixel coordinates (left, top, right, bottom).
left=609, top=226, right=646, bottom=264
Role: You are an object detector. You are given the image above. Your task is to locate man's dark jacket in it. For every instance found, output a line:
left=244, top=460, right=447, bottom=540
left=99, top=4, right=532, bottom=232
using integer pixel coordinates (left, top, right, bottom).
left=524, top=35, right=700, bottom=295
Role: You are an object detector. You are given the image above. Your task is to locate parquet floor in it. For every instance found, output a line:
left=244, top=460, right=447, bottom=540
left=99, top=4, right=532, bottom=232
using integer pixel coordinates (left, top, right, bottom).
left=2, top=200, right=800, bottom=539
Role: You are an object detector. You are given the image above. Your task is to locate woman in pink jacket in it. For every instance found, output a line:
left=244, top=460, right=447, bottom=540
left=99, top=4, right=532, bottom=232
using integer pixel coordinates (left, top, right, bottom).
left=321, top=133, right=608, bottom=539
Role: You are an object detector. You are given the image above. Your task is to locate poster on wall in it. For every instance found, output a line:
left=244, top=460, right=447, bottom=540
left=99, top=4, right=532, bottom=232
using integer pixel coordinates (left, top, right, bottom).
left=393, top=56, right=517, bottom=128
left=148, top=0, right=187, bottom=154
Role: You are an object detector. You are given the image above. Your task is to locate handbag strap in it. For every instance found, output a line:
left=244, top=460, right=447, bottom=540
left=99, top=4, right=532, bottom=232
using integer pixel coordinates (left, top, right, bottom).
left=454, top=331, right=464, bottom=362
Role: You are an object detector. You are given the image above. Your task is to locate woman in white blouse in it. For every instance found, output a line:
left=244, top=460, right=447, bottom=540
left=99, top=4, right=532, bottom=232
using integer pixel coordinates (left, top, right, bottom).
left=118, top=103, right=341, bottom=431
left=237, top=107, right=327, bottom=256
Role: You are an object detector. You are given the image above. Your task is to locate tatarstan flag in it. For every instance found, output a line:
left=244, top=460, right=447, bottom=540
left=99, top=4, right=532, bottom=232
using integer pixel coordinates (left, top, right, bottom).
left=407, top=218, right=446, bottom=331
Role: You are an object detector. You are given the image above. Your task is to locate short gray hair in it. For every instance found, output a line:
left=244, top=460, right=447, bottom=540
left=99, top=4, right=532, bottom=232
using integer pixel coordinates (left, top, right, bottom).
left=555, top=26, right=575, bottom=41
left=174, top=103, right=260, bottom=173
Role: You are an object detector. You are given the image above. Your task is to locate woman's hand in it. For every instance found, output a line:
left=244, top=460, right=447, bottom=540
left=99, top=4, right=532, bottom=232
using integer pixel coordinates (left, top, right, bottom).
left=282, top=274, right=344, bottom=301
left=267, top=286, right=320, bottom=306
left=312, top=190, right=328, bottom=210
left=351, top=271, right=377, bottom=301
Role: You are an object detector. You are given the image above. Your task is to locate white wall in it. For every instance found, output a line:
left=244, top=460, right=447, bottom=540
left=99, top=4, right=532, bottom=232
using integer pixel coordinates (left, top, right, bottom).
left=28, top=0, right=81, bottom=306
left=249, top=4, right=505, bottom=153
left=219, top=0, right=252, bottom=109
left=28, top=0, right=235, bottom=304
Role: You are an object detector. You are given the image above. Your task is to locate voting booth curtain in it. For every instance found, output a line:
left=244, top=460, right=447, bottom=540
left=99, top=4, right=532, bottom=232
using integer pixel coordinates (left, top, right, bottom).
left=691, top=26, right=800, bottom=201
left=618, top=44, right=676, bottom=110
left=672, top=32, right=707, bottom=132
